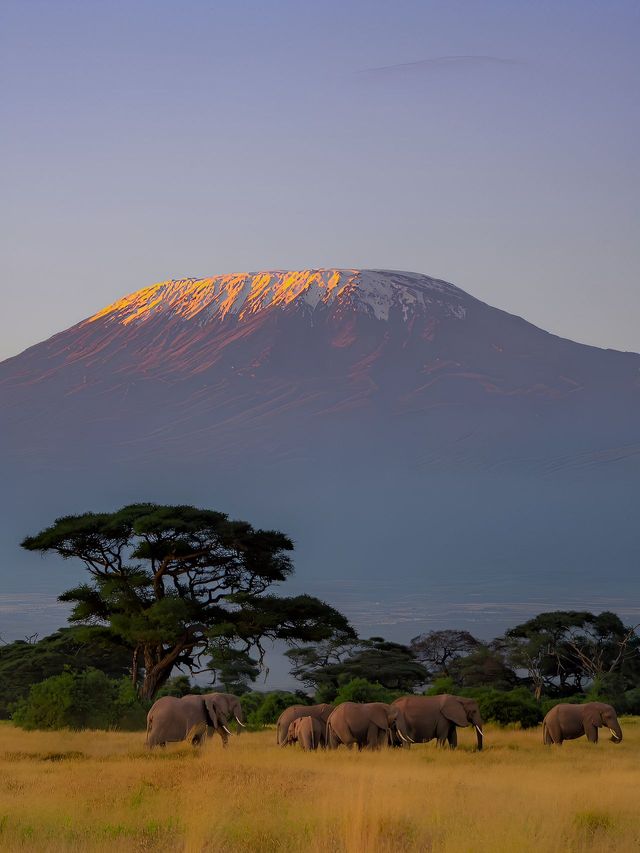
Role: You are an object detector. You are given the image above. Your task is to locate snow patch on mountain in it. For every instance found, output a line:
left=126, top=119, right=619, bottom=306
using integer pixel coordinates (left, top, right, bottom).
left=86, top=269, right=468, bottom=328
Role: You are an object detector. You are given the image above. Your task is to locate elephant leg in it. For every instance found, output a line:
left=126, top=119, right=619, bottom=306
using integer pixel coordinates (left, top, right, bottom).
left=327, top=724, right=340, bottom=750
left=216, top=727, right=230, bottom=748
left=543, top=723, right=554, bottom=745
left=187, top=722, right=208, bottom=747
left=436, top=719, right=449, bottom=747
left=546, top=720, right=563, bottom=744
left=584, top=723, right=598, bottom=744
left=447, top=725, right=458, bottom=749
left=366, top=722, right=381, bottom=749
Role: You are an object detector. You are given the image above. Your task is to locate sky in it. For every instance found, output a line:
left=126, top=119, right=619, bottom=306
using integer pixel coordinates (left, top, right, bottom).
left=2, top=0, right=639, bottom=361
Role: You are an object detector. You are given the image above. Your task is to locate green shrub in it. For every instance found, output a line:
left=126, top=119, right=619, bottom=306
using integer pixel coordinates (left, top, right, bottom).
left=113, top=678, right=149, bottom=730
left=0, top=628, right=131, bottom=719
left=467, top=687, right=543, bottom=728
left=247, top=691, right=303, bottom=726
left=423, top=677, right=457, bottom=696
left=12, top=669, right=147, bottom=731
left=238, top=691, right=266, bottom=721
left=333, top=678, right=397, bottom=705
left=622, top=687, right=640, bottom=715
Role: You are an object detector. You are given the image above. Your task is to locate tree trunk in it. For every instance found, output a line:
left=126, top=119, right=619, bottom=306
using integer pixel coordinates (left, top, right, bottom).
left=140, top=666, right=172, bottom=701
left=139, top=638, right=193, bottom=701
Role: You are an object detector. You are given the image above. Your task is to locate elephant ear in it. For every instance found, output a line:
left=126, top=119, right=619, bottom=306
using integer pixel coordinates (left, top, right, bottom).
left=587, top=707, right=603, bottom=728
left=202, top=696, right=219, bottom=728
left=386, top=706, right=399, bottom=725
left=370, top=705, right=391, bottom=730
left=441, top=697, right=470, bottom=727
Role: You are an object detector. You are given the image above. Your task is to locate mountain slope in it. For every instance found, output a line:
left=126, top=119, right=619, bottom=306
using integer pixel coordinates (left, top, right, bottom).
left=2, top=269, right=639, bottom=638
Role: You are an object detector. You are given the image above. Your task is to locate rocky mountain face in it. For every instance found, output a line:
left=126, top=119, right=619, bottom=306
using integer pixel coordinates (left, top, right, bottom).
left=2, top=269, right=639, bottom=638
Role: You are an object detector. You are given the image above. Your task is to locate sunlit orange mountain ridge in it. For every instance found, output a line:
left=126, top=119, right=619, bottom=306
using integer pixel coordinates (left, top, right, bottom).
left=2, top=268, right=639, bottom=636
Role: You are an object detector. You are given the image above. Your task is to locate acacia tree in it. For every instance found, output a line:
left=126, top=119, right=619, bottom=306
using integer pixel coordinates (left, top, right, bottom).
left=504, top=611, right=640, bottom=699
left=286, top=636, right=428, bottom=696
left=22, top=504, right=354, bottom=700
left=409, top=629, right=480, bottom=678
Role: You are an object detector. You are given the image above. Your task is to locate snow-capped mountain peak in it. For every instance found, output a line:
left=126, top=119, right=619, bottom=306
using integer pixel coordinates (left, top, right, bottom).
left=86, top=269, right=468, bottom=327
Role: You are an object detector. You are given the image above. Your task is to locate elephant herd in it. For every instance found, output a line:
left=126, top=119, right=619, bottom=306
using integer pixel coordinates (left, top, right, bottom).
left=146, top=692, right=623, bottom=751
left=276, top=696, right=484, bottom=751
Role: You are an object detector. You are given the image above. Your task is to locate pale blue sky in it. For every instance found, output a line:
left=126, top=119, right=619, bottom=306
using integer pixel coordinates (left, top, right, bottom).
left=2, top=0, right=639, bottom=360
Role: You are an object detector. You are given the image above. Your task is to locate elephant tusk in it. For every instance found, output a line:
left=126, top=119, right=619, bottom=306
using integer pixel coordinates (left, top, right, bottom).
left=475, top=726, right=485, bottom=738
left=609, top=729, right=620, bottom=740
left=396, top=730, right=409, bottom=743
left=222, top=725, right=232, bottom=735
left=235, top=716, right=247, bottom=728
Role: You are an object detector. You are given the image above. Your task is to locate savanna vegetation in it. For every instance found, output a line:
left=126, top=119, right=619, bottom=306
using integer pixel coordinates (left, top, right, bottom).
left=1, top=721, right=639, bottom=852
left=2, top=502, right=640, bottom=730
left=2, top=501, right=640, bottom=849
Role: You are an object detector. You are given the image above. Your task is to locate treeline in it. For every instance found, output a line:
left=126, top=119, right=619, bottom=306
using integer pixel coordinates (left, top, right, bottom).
left=3, top=502, right=639, bottom=731
left=2, top=609, right=639, bottom=731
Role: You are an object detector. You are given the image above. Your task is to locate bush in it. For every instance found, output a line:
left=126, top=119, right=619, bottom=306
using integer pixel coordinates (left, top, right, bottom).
left=467, top=687, right=543, bottom=728
left=245, top=691, right=304, bottom=726
left=424, top=677, right=457, bottom=696
left=333, top=678, right=397, bottom=705
left=12, top=669, right=147, bottom=731
left=622, top=687, right=640, bottom=715
left=0, top=628, right=132, bottom=719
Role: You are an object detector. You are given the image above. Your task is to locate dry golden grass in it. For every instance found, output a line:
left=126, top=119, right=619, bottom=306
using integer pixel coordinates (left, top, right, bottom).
left=1, top=718, right=639, bottom=852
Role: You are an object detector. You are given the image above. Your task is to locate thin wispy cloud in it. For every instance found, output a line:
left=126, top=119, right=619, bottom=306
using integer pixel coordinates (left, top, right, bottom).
left=360, top=55, right=524, bottom=75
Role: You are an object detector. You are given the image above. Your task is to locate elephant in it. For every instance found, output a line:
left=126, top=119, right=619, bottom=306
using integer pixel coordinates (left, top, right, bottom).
left=146, top=693, right=228, bottom=748
left=276, top=703, right=334, bottom=746
left=392, top=694, right=484, bottom=750
left=287, top=715, right=326, bottom=750
left=204, top=692, right=247, bottom=743
left=326, top=702, right=412, bottom=750
left=542, top=702, right=623, bottom=745
left=146, top=691, right=244, bottom=748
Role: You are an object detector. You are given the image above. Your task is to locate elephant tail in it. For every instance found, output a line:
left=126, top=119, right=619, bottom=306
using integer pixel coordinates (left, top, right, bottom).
left=145, top=714, right=154, bottom=749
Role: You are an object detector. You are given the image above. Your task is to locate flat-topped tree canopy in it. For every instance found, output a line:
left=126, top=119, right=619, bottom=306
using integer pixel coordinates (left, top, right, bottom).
left=22, top=503, right=354, bottom=699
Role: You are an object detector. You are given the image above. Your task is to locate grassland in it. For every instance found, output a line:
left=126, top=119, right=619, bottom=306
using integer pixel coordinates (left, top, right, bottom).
left=0, top=719, right=639, bottom=852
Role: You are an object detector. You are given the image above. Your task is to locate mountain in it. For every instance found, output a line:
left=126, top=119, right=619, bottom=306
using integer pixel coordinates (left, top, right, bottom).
left=2, top=269, right=639, bottom=640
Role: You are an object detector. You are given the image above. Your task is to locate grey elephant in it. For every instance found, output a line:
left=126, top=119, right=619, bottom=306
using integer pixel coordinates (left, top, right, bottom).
left=543, top=702, right=623, bottom=745
left=146, top=691, right=244, bottom=748
left=392, top=694, right=484, bottom=750
left=205, top=691, right=247, bottom=740
left=287, top=715, right=326, bottom=750
left=276, top=703, right=334, bottom=746
left=326, top=702, right=412, bottom=750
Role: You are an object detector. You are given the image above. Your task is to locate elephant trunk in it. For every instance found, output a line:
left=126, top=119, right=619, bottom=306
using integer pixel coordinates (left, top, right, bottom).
left=609, top=724, right=623, bottom=743
left=233, top=703, right=246, bottom=734
left=475, top=724, right=484, bottom=751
